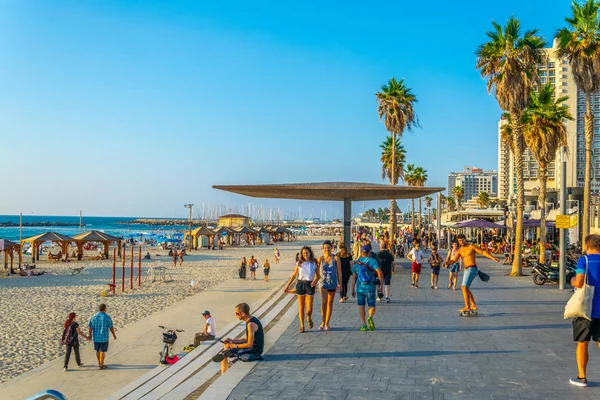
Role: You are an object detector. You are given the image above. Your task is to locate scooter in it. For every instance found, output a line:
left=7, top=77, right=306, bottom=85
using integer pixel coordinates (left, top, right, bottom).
left=532, top=262, right=576, bottom=286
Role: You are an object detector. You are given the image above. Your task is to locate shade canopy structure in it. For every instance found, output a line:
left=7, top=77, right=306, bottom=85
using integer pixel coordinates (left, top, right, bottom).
left=455, top=219, right=506, bottom=229
left=0, top=239, right=21, bottom=272
left=522, top=219, right=554, bottom=228
left=185, top=226, right=216, bottom=249
left=21, top=232, right=75, bottom=262
left=214, top=182, right=445, bottom=246
left=72, top=230, right=122, bottom=259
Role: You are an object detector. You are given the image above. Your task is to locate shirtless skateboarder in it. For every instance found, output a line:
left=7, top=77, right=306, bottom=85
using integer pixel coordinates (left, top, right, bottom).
left=443, top=234, right=499, bottom=314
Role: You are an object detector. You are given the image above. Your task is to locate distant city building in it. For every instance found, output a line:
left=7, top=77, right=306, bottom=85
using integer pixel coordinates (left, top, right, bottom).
left=497, top=40, right=597, bottom=202
left=447, top=166, right=498, bottom=202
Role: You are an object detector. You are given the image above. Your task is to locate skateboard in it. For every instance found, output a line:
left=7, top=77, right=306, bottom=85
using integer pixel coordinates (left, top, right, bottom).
left=459, top=310, right=478, bottom=317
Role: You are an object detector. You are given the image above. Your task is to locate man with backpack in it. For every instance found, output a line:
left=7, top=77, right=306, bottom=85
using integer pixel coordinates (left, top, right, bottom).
left=351, top=245, right=384, bottom=331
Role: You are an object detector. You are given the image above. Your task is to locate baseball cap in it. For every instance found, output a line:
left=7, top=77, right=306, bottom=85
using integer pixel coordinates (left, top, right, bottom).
left=201, top=310, right=210, bottom=316
left=360, top=245, right=370, bottom=253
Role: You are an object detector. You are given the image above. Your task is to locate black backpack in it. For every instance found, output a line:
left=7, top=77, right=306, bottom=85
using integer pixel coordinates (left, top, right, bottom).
left=61, top=325, right=77, bottom=345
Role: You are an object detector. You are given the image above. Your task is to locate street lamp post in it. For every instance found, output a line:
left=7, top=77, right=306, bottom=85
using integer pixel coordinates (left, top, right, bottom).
left=184, top=204, right=194, bottom=251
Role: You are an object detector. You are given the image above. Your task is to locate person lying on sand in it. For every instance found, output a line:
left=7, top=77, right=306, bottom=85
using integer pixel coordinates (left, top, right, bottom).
left=19, top=267, right=46, bottom=277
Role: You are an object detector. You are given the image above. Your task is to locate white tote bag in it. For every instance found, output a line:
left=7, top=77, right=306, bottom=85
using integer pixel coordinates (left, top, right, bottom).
left=564, top=256, right=594, bottom=321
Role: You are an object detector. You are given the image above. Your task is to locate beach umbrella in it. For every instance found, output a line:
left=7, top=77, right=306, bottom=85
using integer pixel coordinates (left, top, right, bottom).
left=455, top=219, right=505, bottom=229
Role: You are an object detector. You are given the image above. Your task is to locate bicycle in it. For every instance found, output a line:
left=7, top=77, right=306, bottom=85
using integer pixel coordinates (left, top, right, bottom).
left=158, top=325, right=184, bottom=365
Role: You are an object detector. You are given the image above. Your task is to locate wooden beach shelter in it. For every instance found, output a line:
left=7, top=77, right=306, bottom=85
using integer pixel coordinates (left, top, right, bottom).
left=273, top=226, right=292, bottom=242
left=186, top=226, right=216, bottom=249
left=21, top=232, right=75, bottom=263
left=236, top=226, right=257, bottom=245
left=213, top=182, right=445, bottom=248
left=0, top=239, right=21, bottom=274
left=215, top=226, right=235, bottom=246
left=72, top=230, right=122, bottom=260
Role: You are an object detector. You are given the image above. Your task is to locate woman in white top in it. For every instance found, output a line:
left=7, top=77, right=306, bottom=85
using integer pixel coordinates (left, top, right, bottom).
left=284, top=246, right=320, bottom=333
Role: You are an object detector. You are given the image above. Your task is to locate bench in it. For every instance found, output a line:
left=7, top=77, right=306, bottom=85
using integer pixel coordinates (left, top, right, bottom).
left=108, top=282, right=290, bottom=400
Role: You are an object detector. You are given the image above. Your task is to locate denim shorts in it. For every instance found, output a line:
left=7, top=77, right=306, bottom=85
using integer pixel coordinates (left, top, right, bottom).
left=94, top=342, right=109, bottom=352
left=462, top=267, right=478, bottom=288
left=357, top=291, right=376, bottom=307
left=449, top=263, right=460, bottom=273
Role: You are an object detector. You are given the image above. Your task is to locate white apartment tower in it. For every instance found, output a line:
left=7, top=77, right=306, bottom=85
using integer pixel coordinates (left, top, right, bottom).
left=497, top=41, right=580, bottom=201
left=447, top=166, right=498, bottom=202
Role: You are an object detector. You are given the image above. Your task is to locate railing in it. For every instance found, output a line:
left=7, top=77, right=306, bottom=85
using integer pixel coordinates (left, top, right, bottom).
left=25, top=390, right=67, bottom=400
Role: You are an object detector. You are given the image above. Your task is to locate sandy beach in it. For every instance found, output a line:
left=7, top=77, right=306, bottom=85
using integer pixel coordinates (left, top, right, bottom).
left=0, top=236, right=332, bottom=384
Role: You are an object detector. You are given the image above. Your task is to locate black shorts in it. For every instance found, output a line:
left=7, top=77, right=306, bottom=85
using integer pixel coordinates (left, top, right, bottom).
left=572, top=317, right=600, bottom=342
left=296, top=280, right=315, bottom=296
left=383, top=274, right=392, bottom=285
left=263, top=269, right=270, bottom=276
left=431, top=266, right=440, bottom=276
left=94, top=341, right=109, bottom=352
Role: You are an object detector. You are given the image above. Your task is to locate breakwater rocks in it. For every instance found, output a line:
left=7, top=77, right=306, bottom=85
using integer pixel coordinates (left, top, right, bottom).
left=117, top=219, right=213, bottom=226
left=0, top=222, right=81, bottom=227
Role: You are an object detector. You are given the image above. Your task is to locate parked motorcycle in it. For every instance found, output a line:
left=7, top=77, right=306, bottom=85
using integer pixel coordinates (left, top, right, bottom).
left=532, top=262, right=576, bottom=286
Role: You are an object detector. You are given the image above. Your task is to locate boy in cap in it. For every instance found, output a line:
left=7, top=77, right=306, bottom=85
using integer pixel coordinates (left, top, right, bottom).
left=351, top=245, right=383, bottom=331
left=194, top=310, right=216, bottom=347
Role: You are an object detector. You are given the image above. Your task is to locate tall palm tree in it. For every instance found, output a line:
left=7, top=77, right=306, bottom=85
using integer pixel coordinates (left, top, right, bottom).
left=446, top=196, right=456, bottom=212
left=380, top=136, right=407, bottom=226
left=477, top=192, right=490, bottom=209
left=556, top=0, right=600, bottom=249
left=376, top=78, right=419, bottom=250
left=424, top=195, right=433, bottom=238
left=452, top=186, right=465, bottom=210
left=439, top=194, right=447, bottom=212
left=523, top=84, right=573, bottom=263
left=476, top=17, right=546, bottom=276
left=414, top=167, right=428, bottom=230
left=404, top=164, right=419, bottom=233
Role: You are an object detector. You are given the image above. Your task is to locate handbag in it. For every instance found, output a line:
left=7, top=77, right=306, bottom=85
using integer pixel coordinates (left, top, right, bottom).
left=564, top=256, right=594, bottom=321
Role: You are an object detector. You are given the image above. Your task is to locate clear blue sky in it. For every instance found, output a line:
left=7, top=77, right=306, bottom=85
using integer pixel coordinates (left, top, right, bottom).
left=0, top=0, right=572, bottom=218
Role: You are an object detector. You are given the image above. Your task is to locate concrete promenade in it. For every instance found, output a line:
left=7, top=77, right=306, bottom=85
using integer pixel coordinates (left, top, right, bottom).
left=228, top=252, right=600, bottom=400
left=0, top=253, right=297, bottom=400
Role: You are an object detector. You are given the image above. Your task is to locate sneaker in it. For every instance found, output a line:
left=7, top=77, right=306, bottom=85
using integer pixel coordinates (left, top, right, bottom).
left=569, top=377, right=588, bottom=387
left=63, top=367, right=68, bottom=372
left=339, top=298, right=345, bottom=303
left=415, top=285, right=419, bottom=288
left=434, top=286, right=438, bottom=289
left=386, top=297, right=390, bottom=303
left=360, top=325, right=367, bottom=331
left=77, top=363, right=84, bottom=368
left=376, top=297, right=381, bottom=302
left=431, top=285, right=434, bottom=289
left=367, top=316, right=375, bottom=331
left=411, top=283, right=414, bottom=288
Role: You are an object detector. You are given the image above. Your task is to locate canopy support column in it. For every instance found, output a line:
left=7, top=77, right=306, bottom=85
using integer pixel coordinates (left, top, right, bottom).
left=343, top=198, right=351, bottom=248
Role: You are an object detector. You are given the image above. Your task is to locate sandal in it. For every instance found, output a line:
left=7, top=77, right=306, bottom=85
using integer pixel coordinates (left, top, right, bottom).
left=299, top=326, right=305, bottom=333
left=307, top=317, right=313, bottom=329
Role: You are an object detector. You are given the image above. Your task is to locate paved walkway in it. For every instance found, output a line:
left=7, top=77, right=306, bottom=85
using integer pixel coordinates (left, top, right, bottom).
left=228, top=250, right=600, bottom=400
left=0, top=254, right=296, bottom=400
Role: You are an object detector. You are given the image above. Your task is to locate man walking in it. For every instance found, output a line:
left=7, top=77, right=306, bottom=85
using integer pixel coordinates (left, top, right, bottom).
left=443, top=234, right=499, bottom=313
left=194, top=310, right=216, bottom=347
left=377, top=241, right=395, bottom=303
left=88, top=303, right=116, bottom=370
left=212, top=303, right=264, bottom=375
left=352, top=245, right=384, bottom=331
left=407, top=239, right=424, bottom=288
left=569, top=234, right=600, bottom=387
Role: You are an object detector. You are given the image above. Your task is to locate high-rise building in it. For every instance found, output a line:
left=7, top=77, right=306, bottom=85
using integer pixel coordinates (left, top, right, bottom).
left=497, top=40, right=582, bottom=202
left=447, top=166, right=498, bottom=202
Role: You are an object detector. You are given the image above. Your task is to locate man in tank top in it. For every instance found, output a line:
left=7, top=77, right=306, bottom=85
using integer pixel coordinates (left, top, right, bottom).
left=212, top=302, right=264, bottom=374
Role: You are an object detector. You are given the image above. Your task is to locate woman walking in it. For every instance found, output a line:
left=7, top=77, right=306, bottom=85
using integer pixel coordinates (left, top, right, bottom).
left=445, top=241, right=461, bottom=290
left=62, top=312, right=89, bottom=371
left=284, top=246, right=320, bottom=332
left=318, top=241, right=342, bottom=330
left=337, top=243, right=353, bottom=303
left=263, top=259, right=271, bottom=282
left=239, top=257, right=247, bottom=279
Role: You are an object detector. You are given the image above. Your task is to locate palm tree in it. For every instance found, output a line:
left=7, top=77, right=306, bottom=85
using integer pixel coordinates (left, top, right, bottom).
left=523, top=84, right=573, bottom=263
left=414, top=167, right=428, bottom=230
left=376, top=78, right=419, bottom=250
left=476, top=17, right=546, bottom=276
left=556, top=0, right=600, bottom=249
left=452, top=186, right=465, bottom=210
left=477, top=192, right=490, bottom=209
left=446, top=196, right=456, bottom=212
left=404, top=164, right=419, bottom=233
left=380, top=136, right=407, bottom=226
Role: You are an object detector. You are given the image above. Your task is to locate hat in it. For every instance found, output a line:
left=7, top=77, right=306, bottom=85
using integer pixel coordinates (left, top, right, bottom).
left=360, top=245, right=370, bottom=253
left=201, top=310, right=210, bottom=316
